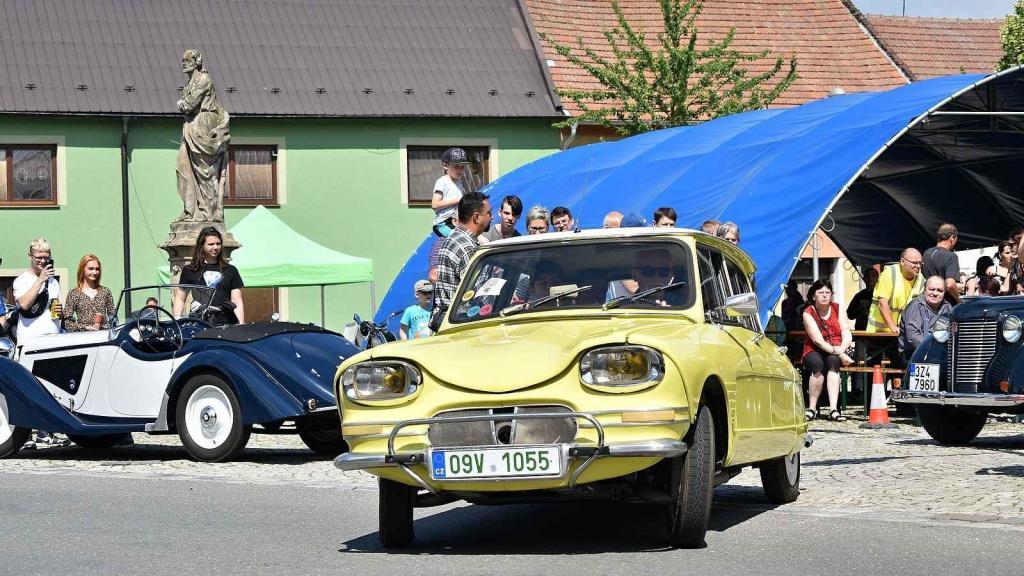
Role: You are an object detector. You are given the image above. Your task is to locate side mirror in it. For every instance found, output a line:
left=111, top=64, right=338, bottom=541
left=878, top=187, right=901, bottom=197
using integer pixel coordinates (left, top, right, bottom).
left=716, top=292, right=759, bottom=319
left=106, top=314, right=119, bottom=328
left=0, top=337, right=14, bottom=358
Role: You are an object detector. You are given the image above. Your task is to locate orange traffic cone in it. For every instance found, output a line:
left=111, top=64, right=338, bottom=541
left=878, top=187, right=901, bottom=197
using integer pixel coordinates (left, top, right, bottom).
left=860, top=365, right=897, bottom=429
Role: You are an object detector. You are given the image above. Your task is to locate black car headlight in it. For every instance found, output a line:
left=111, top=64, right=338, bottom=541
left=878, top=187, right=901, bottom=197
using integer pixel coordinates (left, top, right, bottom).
left=931, top=316, right=951, bottom=344
left=580, top=345, right=664, bottom=391
left=341, top=361, right=421, bottom=403
left=1002, top=315, right=1022, bottom=344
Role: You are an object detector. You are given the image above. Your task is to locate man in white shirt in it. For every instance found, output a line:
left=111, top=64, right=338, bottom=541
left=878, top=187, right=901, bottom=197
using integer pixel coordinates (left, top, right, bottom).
left=13, top=237, right=62, bottom=341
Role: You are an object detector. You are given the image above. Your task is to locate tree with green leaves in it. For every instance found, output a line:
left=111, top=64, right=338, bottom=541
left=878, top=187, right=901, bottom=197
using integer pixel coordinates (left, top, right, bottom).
left=997, top=0, right=1024, bottom=71
left=540, top=0, right=798, bottom=136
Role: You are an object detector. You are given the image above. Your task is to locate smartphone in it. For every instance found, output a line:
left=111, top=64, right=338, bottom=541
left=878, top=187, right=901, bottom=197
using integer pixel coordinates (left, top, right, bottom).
left=44, top=258, right=54, bottom=270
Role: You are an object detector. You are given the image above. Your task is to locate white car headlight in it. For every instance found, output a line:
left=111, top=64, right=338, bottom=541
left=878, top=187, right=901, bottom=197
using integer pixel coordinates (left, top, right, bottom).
left=1002, top=315, right=1022, bottom=344
left=580, top=345, right=664, bottom=389
left=341, top=361, right=421, bottom=402
left=931, top=316, right=951, bottom=344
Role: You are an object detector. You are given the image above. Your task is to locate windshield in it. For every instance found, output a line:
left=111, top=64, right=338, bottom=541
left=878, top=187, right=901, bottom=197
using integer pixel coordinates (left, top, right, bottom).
left=115, top=285, right=216, bottom=324
left=450, top=240, right=694, bottom=323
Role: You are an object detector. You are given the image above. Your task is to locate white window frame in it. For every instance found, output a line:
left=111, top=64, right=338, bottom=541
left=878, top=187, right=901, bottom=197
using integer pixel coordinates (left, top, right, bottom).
left=399, top=137, right=499, bottom=206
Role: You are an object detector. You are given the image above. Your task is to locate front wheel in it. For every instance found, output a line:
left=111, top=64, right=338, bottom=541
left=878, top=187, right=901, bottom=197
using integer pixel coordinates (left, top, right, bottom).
left=759, top=452, right=801, bottom=503
left=378, top=478, right=415, bottom=548
left=917, top=405, right=987, bottom=445
left=0, top=391, right=29, bottom=458
left=298, top=420, right=348, bottom=456
left=666, top=405, right=715, bottom=549
left=176, top=375, right=250, bottom=462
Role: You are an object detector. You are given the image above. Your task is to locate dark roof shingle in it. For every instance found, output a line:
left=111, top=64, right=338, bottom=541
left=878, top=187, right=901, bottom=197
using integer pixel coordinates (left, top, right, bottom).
left=0, top=0, right=562, bottom=117
left=862, top=14, right=1003, bottom=80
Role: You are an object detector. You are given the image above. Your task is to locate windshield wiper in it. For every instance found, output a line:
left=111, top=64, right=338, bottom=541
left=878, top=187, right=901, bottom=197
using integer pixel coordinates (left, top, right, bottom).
left=500, top=285, right=592, bottom=318
left=602, top=280, right=688, bottom=311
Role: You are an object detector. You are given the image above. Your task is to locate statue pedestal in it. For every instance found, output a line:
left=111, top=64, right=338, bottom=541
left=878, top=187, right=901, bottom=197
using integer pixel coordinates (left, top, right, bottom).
left=159, top=221, right=241, bottom=283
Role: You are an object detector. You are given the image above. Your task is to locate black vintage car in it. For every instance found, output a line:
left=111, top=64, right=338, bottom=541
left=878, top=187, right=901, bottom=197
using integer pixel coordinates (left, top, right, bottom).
left=893, top=296, right=1024, bottom=444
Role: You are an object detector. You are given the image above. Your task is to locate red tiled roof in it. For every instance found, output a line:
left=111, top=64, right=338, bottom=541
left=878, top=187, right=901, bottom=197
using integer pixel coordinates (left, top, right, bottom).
left=862, top=15, right=1003, bottom=80
left=524, top=0, right=908, bottom=116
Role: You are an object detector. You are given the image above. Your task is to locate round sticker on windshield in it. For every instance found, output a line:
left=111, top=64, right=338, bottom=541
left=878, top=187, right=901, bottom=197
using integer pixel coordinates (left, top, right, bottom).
left=467, top=305, right=480, bottom=317
left=479, top=304, right=493, bottom=316
left=461, top=290, right=475, bottom=302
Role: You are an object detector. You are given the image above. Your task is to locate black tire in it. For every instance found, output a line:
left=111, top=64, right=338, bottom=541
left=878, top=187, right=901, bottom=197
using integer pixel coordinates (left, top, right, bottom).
left=175, top=374, right=251, bottom=462
left=0, top=391, right=29, bottom=458
left=68, top=434, right=131, bottom=450
left=759, top=452, right=801, bottom=504
left=298, top=420, right=348, bottom=456
left=378, top=478, right=415, bottom=548
left=917, top=405, right=987, bottom=445
left=667, top=405, right=715, bottom=549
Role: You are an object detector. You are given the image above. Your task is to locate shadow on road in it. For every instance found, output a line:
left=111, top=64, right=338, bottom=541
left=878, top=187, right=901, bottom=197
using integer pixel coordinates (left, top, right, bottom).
left=976, top=465, right=1024, bottom=477
left=9, top=443, right=331, bottom=465
left=338, top=486, right=780, bottom=555
left=895, top=435, right=1024, bottom=451
left=803, top=455, right=913, bottom=467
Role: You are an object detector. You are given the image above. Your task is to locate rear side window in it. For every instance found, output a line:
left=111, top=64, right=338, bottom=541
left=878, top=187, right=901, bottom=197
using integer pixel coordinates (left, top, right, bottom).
left=697, top=247, right=727, bottom=320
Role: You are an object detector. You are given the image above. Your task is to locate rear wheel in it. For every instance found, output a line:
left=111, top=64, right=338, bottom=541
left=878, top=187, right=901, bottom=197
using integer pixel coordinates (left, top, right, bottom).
left=67, top=434, right=132, bottom=450
left=759, top=452, right=801, bottom=503
left=666, top=405, right=714, bottom=549
left=378, top=478, right=415, bottom=548
left=176, top=375, right=250, bottom=462
left=0, top=392, right=29, bottom=458
left=298, top=419, right=348, bottom=456
left=917, top=405, right=987, bottom=445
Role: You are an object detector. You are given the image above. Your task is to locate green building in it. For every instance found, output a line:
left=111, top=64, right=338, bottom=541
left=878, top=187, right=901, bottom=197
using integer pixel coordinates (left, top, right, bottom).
left=0, top=0, right=562, bottom=330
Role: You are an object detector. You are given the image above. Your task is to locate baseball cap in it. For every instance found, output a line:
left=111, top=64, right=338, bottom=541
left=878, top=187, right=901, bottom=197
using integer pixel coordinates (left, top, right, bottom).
left=441, top=147, right=470, bottom=165
left=415, top=279, right=434, bottom=293
left=620, top=212, right=647, bottom=227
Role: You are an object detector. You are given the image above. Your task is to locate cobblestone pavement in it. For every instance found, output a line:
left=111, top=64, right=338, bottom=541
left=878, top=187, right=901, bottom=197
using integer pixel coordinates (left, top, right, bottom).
left=3, top=413, right=1023, bottom=526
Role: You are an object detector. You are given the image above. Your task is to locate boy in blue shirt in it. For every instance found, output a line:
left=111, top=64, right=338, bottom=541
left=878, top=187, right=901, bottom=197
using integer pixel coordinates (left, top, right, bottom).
left=400, top=280, right=433, bottom=340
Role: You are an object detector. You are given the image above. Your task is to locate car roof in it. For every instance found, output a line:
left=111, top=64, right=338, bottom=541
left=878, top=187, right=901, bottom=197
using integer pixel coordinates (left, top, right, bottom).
left=483, top=227, right=755, bottom=271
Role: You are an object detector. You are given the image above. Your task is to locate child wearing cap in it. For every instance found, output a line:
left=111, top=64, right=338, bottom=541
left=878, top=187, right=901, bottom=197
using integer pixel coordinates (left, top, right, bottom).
left=400, top=280, right=434, bottom=340
left=431, top=147, right=469, bottom=238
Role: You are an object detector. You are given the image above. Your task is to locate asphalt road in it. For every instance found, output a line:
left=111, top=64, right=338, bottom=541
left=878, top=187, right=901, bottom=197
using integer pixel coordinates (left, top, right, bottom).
left=2, top=472, right=1023, bottom=576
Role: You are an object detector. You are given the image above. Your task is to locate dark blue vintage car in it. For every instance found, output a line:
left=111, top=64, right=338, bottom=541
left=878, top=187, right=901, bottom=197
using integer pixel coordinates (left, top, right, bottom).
left=893, top=296, right=1024, bottom=444
left=0, top=285, right=360, bottom=461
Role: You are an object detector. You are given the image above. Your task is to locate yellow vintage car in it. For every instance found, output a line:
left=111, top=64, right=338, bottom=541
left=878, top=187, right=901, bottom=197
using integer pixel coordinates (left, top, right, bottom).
left=334, top=228, right=809, bottom=548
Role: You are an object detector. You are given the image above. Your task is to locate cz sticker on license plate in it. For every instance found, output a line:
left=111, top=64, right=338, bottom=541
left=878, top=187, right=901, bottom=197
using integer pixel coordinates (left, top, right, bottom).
left=429, top=446, right=562, bottom=480
left=908, top=362, right=940, bottom=392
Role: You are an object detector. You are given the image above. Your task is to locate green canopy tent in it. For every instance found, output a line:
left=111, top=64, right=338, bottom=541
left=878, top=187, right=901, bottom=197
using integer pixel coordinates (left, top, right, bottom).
left=158, top=205, right=374, bottom=326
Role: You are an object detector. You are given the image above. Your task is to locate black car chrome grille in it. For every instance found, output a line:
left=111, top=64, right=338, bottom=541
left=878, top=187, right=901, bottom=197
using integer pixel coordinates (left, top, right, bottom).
left=947, top=320, right=997, bottom=394
left=427, top=405, right=576, bottom=447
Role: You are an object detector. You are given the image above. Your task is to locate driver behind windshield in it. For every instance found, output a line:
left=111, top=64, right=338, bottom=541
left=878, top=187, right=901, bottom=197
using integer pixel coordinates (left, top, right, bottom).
left=632, top=248, right=679, bottom=307
left=172, top=227, right=245, bottom=326
left=529, top=260, right=563, bottom=299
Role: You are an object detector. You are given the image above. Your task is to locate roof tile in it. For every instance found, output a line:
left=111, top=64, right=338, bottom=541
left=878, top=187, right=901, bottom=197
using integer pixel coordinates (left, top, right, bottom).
left=863, top=14, right=1002, bottom=80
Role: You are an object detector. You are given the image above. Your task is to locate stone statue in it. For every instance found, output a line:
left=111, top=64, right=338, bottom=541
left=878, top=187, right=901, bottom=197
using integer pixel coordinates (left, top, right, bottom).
left=175, top=49, right=230, bottom=223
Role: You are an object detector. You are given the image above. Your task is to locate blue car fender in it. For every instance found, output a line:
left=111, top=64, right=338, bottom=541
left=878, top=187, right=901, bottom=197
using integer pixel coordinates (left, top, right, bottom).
left=168, top=348, right=307, bottom=426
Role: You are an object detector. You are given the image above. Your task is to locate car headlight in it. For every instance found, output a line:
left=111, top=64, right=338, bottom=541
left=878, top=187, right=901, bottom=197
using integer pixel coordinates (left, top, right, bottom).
left=341, top=361, right=421, bottom=402
left=580, top=345, right=664, bottom=390
left=931, top=316, right=951, bottom=344
left=1002, top=315, right=1022, bottom=344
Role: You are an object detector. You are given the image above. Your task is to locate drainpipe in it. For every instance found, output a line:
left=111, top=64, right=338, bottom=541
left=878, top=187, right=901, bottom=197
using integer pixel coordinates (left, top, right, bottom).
left=120, top=116, right=132, bottom=313
left=561, top=110, right=578, bottom=150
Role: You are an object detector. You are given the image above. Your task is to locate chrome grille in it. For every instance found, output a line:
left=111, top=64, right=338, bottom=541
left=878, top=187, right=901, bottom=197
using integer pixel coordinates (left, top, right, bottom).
left=427, top=406, right=576, bottom=447
left=947, top=320, right=997, bottom=394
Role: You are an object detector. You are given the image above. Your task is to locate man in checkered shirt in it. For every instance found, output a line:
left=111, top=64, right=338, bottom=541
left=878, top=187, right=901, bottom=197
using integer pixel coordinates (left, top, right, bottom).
left=430, top=192, right=492, bottom=331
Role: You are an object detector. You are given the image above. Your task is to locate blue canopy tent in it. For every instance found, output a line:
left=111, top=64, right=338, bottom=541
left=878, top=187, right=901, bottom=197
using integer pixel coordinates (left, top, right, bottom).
left=378, top=68, right=1024, bottom=325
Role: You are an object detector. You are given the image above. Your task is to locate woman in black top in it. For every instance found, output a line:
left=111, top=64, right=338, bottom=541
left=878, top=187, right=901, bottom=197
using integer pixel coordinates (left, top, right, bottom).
left=172, top=227, right=245, bottom=326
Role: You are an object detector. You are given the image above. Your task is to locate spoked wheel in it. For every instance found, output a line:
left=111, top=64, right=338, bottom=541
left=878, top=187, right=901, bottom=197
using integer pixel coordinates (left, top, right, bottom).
left=68, top=434, right=132, bottom=450
left=760, top=451, right=801, bottom=503
left=298, top=419, right=348, bottom=456
left=0, top=391, right=30, bottom=458
left=378, top=478, right=416, bottom=548
left=176, top=375, right=250, bottom=462
left=666, top=405, right=715, bottom=549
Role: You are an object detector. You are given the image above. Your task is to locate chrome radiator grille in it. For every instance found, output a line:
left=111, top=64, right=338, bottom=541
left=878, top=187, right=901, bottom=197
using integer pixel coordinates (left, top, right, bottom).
left=947, top=320, right=997, bottom=394
left=427, top=406, right=576, bottom=448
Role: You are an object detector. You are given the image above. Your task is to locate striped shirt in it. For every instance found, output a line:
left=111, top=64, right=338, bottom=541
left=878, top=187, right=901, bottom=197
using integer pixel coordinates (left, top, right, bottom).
left=433, top=226, right=478, bottom=312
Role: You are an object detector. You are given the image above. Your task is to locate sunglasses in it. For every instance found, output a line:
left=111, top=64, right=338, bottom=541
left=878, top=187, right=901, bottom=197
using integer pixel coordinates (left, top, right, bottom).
left=638, top=266, right=672, bottom=278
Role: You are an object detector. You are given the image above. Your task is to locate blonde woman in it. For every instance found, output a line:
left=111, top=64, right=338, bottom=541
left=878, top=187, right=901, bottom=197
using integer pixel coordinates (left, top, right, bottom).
left=63, top=255, right=115, bottom=332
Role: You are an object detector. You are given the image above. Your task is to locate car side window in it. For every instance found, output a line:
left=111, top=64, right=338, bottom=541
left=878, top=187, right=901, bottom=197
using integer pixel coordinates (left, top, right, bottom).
left=697, top=247, right=727, bottom=322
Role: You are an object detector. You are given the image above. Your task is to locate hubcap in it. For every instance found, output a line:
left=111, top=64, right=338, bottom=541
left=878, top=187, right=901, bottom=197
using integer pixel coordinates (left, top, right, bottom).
left=784, top=452, right=800, bottom=485
left=0, top=392, right=12, bottom=445
left=185, top=385, right=233, bottom=450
